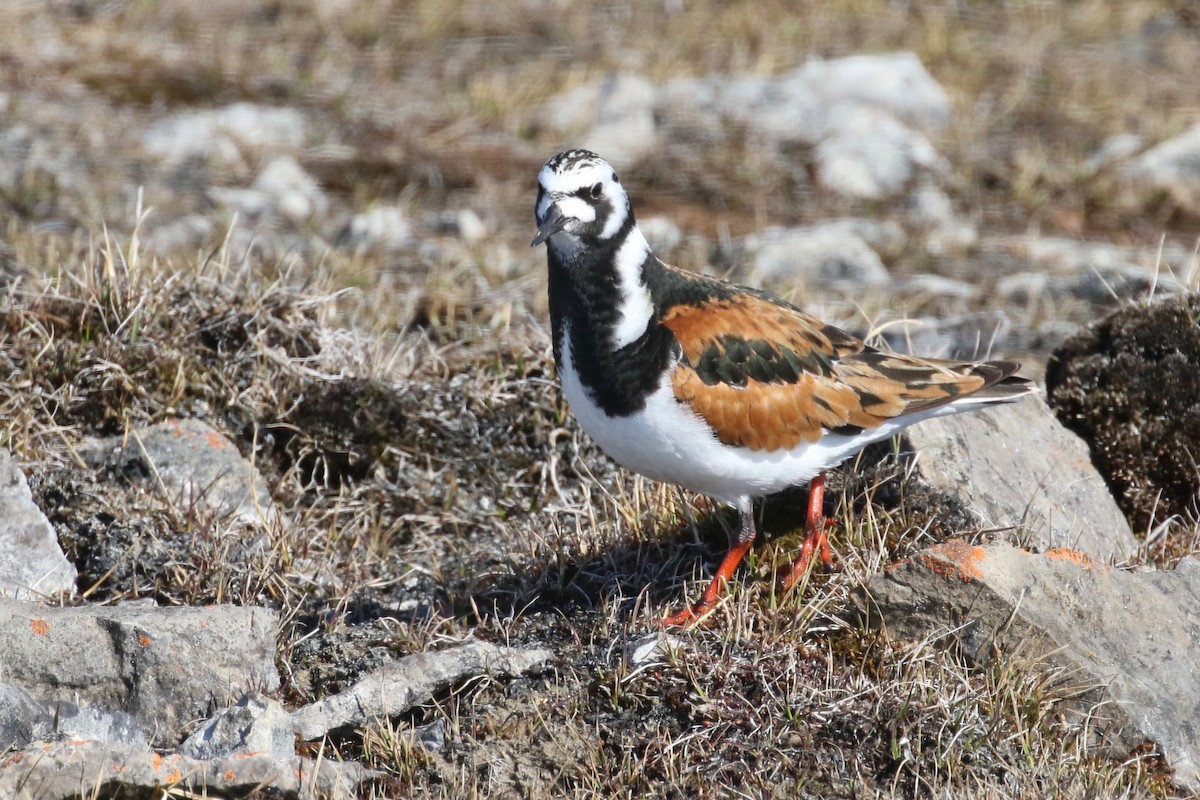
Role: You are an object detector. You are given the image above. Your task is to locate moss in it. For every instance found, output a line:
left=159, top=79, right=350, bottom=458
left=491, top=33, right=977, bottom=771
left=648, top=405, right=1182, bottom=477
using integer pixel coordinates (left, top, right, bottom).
left=1046, top=294, right=1200, bottom=532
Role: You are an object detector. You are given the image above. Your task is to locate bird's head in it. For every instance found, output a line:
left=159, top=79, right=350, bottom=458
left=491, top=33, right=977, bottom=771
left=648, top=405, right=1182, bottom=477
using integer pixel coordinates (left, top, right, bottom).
left=531, top=150, right=630, bottom=252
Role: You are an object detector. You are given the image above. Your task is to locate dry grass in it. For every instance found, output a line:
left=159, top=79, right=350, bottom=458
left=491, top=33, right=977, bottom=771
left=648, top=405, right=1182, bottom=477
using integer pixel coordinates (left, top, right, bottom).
left=0, top=1, right=1196, bottom=797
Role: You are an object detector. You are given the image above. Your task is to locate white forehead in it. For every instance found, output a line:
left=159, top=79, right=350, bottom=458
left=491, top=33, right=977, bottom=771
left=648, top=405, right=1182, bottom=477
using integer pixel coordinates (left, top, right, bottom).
left=538, top=158, right=616, bottom=194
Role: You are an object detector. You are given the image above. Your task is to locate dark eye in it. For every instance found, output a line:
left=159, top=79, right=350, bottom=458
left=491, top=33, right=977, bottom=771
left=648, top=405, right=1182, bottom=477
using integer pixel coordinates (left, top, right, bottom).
left=612, top=173, right=619, bottom=184
left=589, top=182, right=603, bottom=199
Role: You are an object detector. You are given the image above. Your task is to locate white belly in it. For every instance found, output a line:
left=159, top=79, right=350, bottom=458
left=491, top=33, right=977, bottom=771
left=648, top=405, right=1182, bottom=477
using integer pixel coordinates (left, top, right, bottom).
left=559, top=331, right=827, bottom=504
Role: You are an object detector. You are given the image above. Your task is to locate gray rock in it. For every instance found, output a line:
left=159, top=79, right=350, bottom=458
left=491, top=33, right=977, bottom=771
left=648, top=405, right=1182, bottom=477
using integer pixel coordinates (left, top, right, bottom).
left=991, top=235, right=1187, bottom=303
left=292, top=640, right=553, bottom=740
left=855, top=542, right=1200, bottom=791
left=1085, top=133, right=1145, bottom=174
left=904, top=398, right=1138, bottom=562
left=0, top=683, right=50, bottom=750
left=51, top=702, right=152, bottom=749
left=880, top=310, right=1012, bottom=361
left=180, top=692, right=294, bottom=759
left=784, top=52, right=951, bottom=134
left=0, top=599, right=279, bottom=747
left=1124, top=122, right=1200, bottom=214
left=140, top=103, right=309, bottom=171
left=429, top=208, right=487, bottom=244
left=79, top=417, right=279, bottom=527
left=212, top=155, right=327, bottom=224
left=894, top=274, right=977, bottom=301
left=814, top=105, right=944, bottom=199
left=545, top=73, right=659, bottom=168
left=744, top=221, right=891, bottom=287
left=0, top=450, right=76, bottom=600
left=639, top=215, right=684, bottom=254
left=0, top=738, right=378, bottom=800
left=343, top=204, right=415, bottom=252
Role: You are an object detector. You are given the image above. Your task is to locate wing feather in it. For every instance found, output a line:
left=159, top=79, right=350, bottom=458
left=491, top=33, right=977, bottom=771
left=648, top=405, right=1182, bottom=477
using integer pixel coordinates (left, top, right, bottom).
left=661, top=289, right=1027, bottom=451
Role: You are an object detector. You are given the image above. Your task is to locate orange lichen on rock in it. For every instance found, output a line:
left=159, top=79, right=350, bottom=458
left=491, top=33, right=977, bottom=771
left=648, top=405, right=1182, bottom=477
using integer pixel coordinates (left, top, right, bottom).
left=916, top=539, right=986, bottom=582
left=137, top=634, right=152, bottom=647
left=1045, top=548, right=1099, bottom=568
left=30, top=618, right=49, bottom=637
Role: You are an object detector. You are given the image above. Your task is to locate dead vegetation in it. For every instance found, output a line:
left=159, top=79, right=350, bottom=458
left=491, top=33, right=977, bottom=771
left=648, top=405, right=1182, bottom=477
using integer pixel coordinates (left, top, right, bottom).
left=0, top=1, right=1197, bottom=797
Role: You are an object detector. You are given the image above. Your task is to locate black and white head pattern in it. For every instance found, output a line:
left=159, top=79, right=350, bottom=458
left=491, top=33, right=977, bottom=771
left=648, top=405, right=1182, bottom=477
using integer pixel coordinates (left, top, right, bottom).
left=532, top=150, right=630, bottom=253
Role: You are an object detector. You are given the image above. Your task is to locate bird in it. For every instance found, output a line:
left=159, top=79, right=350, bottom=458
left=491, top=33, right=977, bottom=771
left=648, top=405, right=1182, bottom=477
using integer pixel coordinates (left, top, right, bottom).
left=531, top=149, right=1035, bottom=627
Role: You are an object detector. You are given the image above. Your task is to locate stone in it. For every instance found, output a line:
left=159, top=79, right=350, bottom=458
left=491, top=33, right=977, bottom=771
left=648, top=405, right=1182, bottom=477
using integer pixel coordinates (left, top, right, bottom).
left=1085, top=133, right=1145, bottom=174
left=545, top=73, right=659, bottom=168
left=0, top=683, right=50, bottom=751
left=879, top=310, right=1012, bottom=361
left=179, top=692, right=295, bottom=759
left=814, top=105, right=944, bottom=199
left=212, top=155, right=328, bottom=224
left=0, top=599, right=279, bottom=747
left=902, top=398, right=1138, bottom=562
left=140, top=103, right=309, bottom=172
left=292, top=640, right=553, bottom=740
left=343, top=204, right=415, bottom=252
left=855, top=541, right=1200, bottom=791
left=0, top=449, right=76, bottom=600
left=1124, top=122, right=1200, bottom=214
left=745, top=221, right=891, bottom=288
left=0, top=738, right=378, bottom=800
left=990, top=236, right=1187, bottom=303
left=638, top=215, right=684, bottom=254
left=79, top=418, right=279, bottom=527
left=50, top=702, right=152, bottom=750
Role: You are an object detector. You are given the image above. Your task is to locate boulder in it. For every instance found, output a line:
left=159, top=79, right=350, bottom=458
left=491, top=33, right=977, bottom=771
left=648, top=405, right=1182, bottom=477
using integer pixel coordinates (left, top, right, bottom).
left=903, top=398, right=1138, bottom=562
left=0, top=450, right=76, bottom=600
left=0, top=599, right=279, bottom=747
left=855, top=540, right=1200, bottom=791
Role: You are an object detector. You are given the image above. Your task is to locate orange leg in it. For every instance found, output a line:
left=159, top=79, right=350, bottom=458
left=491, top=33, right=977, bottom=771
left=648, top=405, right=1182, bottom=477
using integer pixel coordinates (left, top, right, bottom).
left=663, top=505, right=757, bottom=627
left=780, top=472, right=834, bottom=591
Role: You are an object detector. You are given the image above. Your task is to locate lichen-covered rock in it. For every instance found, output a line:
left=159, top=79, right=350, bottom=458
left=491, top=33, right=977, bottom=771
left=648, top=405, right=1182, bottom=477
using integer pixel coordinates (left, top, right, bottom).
left=1045, top=294, right=1200, bottom=531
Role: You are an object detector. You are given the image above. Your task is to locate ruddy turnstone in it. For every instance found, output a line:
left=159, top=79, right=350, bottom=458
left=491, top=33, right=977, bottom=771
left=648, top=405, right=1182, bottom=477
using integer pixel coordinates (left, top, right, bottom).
left=532, top=149, right=1035, bottom=626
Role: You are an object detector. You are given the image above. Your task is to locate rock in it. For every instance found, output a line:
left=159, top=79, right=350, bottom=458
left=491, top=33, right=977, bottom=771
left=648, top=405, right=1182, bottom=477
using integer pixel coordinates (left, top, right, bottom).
left=544, top=73, right=659, bottom=168
left=79, top=418, right=279, bottom=527
left=638, top=215, right=684, bottom=254
left=0, top=683, right=50, bottom=751
left=1085, top=133, right=1145, bottom=174
left=179, top=692, right=294, bottom=759
left=1124, top=122, right=1200, bottom=214
left=51, top=702, right=152, bottom=750
left=894, top=274, right=977, bottom=301
left=0, top=599, right=279, bottom=747
left=814, top=105, right=944, bottom=199
left=211, top=155, right=327, bottom=224
left=744, top=220, right=891, bottom=288
left=140, top=103, right=309, bottom=172
left=990, top=236, right=1186, bottom=303
left=0, top=739, right=379, bottom=800
left=343, top=204, right=415, bottom=252
left=1046, top=294, right=1200, bottom=530
left=879, top=310, right=1012, bottom=361
left=903, top=398, right=1138, bottom=562
left=785, top=52, right=951, bottom=134
left=430, top=208, right=487, bottom=244
left=855, top=541, right=1200, bottom=791
left=0, top=450, right=76, bottom=600
left=624, top=632, right=685, bottom=668
left=292, top=640, right=553, bottom=740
